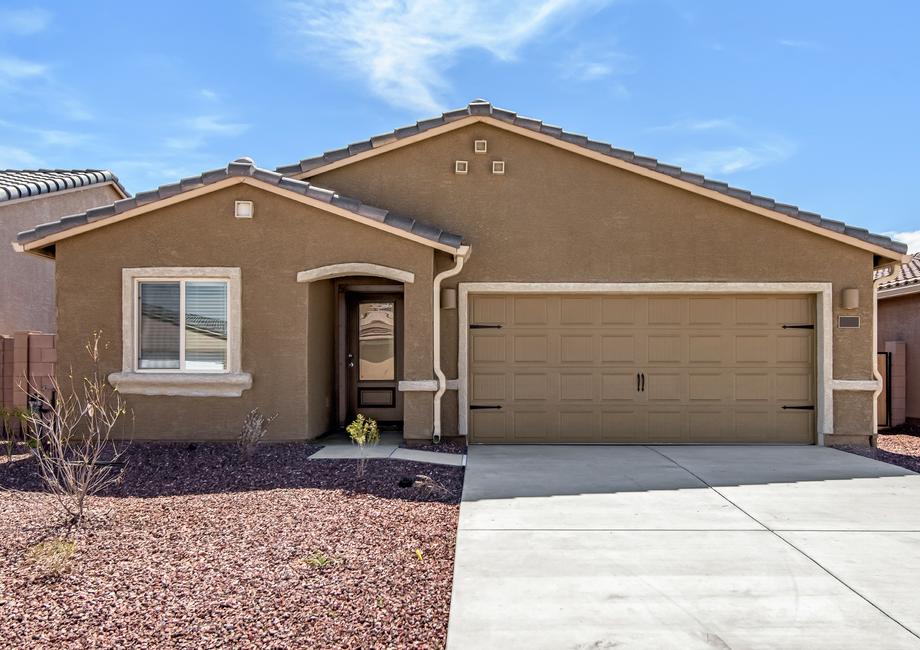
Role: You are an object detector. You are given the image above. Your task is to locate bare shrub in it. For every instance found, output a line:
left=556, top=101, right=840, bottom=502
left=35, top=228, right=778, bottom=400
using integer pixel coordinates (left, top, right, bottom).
left=21, top=332, right=130, bottom=527
left=238, top=408, right=277, bottom=459
left=25, top=538, right=76, bottom=578
left=1, top=406, right=28, bottom=464
left=412, top=474, right=450, bottom=499
left=346, top=413, right=379, bottom=478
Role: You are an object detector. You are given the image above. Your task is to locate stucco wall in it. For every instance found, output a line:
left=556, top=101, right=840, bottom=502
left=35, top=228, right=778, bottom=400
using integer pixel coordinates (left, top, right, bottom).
left=1, top=183, right=123, bottom=335
left=878, top=293, right=920, bottom=419
left=313, top=122, right=880, bottom=437
left=54, top=185, right=434, bottom=440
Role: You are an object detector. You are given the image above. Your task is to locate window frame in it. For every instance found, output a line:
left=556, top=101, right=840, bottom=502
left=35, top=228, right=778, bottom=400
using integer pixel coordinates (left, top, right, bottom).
left=121, top=267, right=243, bottom=376
left=133, top=277, right=230, bottom=374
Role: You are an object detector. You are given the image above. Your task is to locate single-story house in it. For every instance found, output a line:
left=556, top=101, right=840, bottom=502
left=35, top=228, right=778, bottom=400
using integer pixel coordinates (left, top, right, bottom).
left=1, top=169, right=127, bottom=335
left=13, top=101, right=910, bottom=445
left=877, top=253, right=920, bottom=427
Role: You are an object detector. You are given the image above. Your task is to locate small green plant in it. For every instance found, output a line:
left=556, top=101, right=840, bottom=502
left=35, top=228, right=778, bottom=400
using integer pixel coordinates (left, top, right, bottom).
left=346, top=413, right=379, bottom=477
left=292, top=550, right=341, bottom=572
left=26, top=538, right=76, bottom=577
left=1, top=406, right=29, bottom=464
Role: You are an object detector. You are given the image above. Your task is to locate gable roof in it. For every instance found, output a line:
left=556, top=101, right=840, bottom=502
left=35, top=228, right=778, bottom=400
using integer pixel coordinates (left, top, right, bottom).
left=278, top=99, right=907, bottom=260
left=14, top=158, right=464, bottom=256
left=1, top=169, right=127, bottom=203
left=879, top=252, right=920, bottom=297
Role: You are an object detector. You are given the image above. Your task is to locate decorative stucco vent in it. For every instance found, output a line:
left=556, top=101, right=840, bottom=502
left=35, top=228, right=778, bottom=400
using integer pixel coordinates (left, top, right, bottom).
left=234, top=200, right=254, bottom=219
left=492, top=160, right=505, bottom=175
left=474, top=139, right=488, bottom=153
left=455, top=160, right=469, bottom=174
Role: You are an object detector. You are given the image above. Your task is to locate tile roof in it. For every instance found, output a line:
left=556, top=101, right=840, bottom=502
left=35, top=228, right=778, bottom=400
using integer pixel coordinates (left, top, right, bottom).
left=0, top=169, right=126, bottom=203
left=879, top=252, right=920, bottom=290
left=15, top=158, right=463, bottom=251
left=277, top=99, right=907, bottom=256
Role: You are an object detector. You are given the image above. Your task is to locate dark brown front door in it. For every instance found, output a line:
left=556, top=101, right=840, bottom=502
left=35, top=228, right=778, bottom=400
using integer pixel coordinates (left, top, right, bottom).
left=346, top=293, right=403, bottom=424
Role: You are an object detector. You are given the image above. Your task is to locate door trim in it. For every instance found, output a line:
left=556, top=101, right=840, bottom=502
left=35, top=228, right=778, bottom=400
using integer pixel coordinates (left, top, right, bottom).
left=457, top=282, right=834, bottom=444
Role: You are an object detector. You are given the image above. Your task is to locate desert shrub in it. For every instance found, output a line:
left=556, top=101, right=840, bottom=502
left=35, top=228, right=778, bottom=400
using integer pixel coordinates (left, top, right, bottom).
left=238, top=408, right=277, bottom=459
left=20, top=332, right=129, bottom=526
left=346, top=414, right=379, bottom=477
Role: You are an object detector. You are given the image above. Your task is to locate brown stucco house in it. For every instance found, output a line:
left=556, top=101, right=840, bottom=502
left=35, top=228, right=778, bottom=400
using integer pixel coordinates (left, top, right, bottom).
left=1, top=169, right=127, bottom=334
left=878, top=253, right=920, bottom=427
left=12, top=101, right=910, bottom=446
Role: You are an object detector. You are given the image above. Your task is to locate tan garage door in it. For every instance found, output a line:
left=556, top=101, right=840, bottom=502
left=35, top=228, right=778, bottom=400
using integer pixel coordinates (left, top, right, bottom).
left=468, top=294, right=816, bottom=444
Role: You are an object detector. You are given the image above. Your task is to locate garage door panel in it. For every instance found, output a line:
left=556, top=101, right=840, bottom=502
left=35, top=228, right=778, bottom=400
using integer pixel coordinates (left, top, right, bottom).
left=560, top=296, right=599, bottom=325
left=648, top=334, right=683, bottom=364
left=471, top=334, right=506, bottom=363
left=513, top=335, right=549, bottom=362
left=561, top=335, right=595, bottom=362
left=602, top=372, right=638, bottom=401
left=601, top=335, right=638, bottom=363
left=512, top=296, right=549, bottom=325
left=469, top=293, right=815, bottom=444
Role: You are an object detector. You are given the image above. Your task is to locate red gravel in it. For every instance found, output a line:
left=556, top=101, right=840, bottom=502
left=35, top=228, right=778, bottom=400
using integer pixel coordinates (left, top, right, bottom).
left=833, top=434, right=920, bottom=473
left=0, top=443, right=463, bottom=649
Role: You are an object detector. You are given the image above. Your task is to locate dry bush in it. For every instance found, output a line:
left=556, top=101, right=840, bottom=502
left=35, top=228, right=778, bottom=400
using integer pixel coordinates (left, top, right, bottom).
left=238, top=408, right=277, bottom=459
left=346, top=414, right=379, bottom=477
left=25, top=538, right=76, bottom=577
left=20, top=332, right=130, bottom=527
left=412, top=474, right=451, bottom=499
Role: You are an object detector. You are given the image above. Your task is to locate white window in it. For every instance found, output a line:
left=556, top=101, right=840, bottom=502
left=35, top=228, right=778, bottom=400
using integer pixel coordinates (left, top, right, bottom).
left=136, top=279, right=229, bottom=371
left=110, top=267, right=250, bottom=397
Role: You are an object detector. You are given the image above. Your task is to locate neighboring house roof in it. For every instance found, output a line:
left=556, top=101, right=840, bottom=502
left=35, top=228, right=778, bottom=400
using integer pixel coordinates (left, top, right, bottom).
left=278, top=99, right=907, bottom=260
left=879, top=252, right=920, bottom=298
left=14, top=158, right=464, bottom=256
left=0, top=169, right=128, bottom=203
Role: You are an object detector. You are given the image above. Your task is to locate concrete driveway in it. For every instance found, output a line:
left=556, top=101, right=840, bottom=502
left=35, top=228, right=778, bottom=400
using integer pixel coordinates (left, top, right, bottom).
left=447, top=445, right=920, bottom=649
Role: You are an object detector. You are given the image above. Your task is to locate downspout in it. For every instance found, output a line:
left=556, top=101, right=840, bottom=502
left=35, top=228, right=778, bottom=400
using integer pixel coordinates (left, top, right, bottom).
left=432, top=245, right=471, bottom=443
left=872, top=262, right=898, bottom=445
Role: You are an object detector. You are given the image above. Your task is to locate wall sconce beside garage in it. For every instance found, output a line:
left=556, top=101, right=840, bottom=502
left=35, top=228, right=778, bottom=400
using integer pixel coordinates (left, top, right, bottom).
left=234, top=200, right=254, bottom=219
left=841, top=287, right=859, bottom=310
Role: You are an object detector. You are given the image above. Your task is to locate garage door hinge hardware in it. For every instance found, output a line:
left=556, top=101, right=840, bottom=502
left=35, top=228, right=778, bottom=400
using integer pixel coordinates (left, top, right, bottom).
left=781, top=324, right=815, bottom=329
left=470, top=405, right=502, bottom=410
left=782, top=405, right=815, bottom=410
left=470, top=324, right=503, bottom=329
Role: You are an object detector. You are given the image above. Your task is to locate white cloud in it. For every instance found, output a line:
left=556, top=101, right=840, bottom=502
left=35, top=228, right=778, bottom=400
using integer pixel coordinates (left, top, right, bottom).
left=199, top=88, right=219, bottom=101
left=184, top=115, right=249, bottom=136
left=649, top=118, right=738, bottom=133
left=778, top=39, right=822, bottom=50
left=674, top=140, right=795, bottom=175
left=0, top=145, right=41, bottom=168
left=282, top=0, right=610, bottom=112
left=885, top=230, right=920, bottom=254
left=558, top=45, right=634, bottom=85
left=0, top=7, right=52, bottom=36
left=0, top=55, right=47, bottom=81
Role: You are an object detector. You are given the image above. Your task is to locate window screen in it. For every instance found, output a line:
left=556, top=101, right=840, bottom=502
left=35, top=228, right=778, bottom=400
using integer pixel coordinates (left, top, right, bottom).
left=138, top=282, right=180, bottom=369
left=137, top=279, right=228, bottom=371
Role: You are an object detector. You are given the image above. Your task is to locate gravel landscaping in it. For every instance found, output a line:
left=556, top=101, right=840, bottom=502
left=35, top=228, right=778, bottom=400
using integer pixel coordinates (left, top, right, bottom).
left=833, top=433, right=920, bottom=473
left=0, top=442, right=463, bottom=649
left=401, top=438, right=467, bottom=455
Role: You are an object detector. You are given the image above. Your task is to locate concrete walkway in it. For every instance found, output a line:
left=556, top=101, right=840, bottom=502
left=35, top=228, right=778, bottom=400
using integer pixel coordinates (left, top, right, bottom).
left=308, top=433, right=466, bottom=467
left=447, top=445, right=920, bottom=649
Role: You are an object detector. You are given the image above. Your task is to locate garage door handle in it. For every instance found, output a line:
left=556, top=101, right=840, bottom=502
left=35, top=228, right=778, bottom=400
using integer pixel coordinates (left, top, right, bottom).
left=637, top=372, right=641, bottom=392
left=641, top=373, right=645, bottom=392
left=470, top=405, right=502, bottom=410
left=470, top=324, right=503, bottom=329
left=782, top=405, right=815, bottom=410
left=782, top=324, right=815, bottom=329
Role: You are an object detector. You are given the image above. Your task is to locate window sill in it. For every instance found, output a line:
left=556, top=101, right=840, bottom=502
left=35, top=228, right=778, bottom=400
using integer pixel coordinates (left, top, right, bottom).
left=108, top=371, right=252, bottom=397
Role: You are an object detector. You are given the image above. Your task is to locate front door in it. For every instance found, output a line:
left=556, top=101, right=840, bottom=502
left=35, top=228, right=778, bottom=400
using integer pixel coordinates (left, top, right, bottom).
left=346, top=293, right=404, bottom=425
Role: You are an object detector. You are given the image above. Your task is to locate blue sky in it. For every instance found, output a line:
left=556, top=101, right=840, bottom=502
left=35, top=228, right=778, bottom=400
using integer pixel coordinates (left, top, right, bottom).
left=1, top=1, right=918, bottom=247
